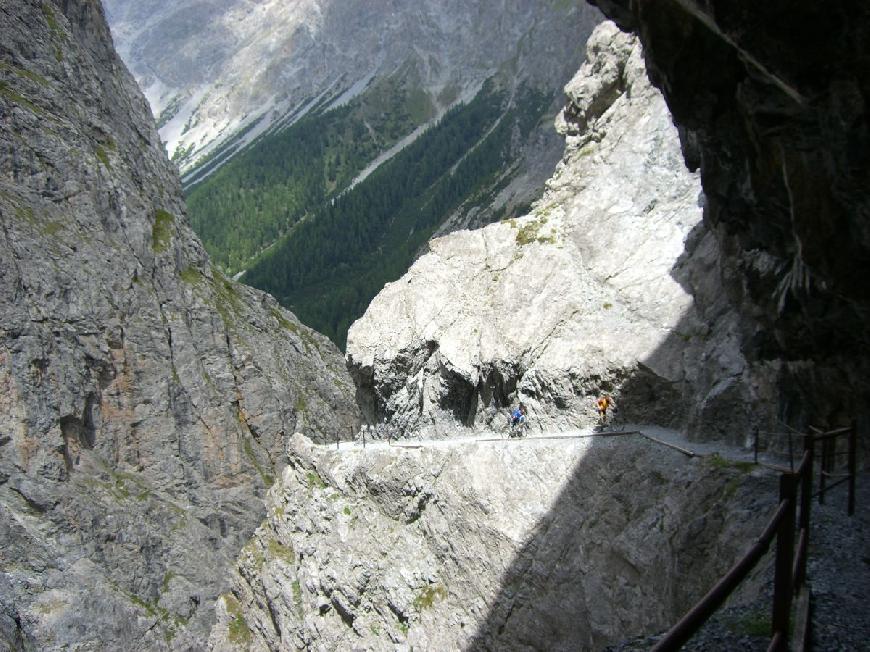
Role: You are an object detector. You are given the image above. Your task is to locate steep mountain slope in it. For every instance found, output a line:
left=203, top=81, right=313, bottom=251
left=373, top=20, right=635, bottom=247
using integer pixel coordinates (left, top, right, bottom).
left=0, top=1, right=358, bottom=649
left=241, top=81, right=554, bottom=347
left=104, top=1, right=603, bottom=347
left=346, top=22, right=751, bottom=439
left=102, top=0, right=601, bottom=176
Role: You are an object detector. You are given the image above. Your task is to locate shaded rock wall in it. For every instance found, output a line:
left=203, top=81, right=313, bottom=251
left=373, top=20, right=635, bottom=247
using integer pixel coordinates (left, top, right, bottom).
left=588, top=0, right=870, bottom=441
left=0, top=1, right=359, bottom=648
left=208, top=433, right=776, bottom=650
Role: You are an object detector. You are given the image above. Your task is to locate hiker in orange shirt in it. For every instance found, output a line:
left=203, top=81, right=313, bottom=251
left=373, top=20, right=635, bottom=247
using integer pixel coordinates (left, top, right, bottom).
left=596, top=395, right=613, bottom=424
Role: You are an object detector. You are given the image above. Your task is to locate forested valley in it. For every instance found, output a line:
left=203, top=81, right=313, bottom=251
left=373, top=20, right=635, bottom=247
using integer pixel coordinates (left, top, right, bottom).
left=185, top=74, right=550, bottom=348
left=185, top=71, right=436, bottom=273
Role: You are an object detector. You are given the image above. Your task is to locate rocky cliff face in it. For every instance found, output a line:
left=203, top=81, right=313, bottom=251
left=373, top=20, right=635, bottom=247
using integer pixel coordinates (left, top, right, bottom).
left=346, top=23, right=753, bottom=440
left=587, top=0, right=870, bottom=440
left=209, top=433, right=776, bottom=650
left=0, top=1, right=358, bottom=649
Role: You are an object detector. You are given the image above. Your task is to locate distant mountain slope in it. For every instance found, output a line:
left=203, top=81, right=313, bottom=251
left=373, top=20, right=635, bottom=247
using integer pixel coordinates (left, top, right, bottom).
left=103, top=0, right=602, bottom=175
left=242, top=80, right=551, bottom=347
left=105, top=0, right=602, bottom=347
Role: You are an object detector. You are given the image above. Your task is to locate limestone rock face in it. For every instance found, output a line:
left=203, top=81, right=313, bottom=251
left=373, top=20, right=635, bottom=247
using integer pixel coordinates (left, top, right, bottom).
left=209, top=433, right=776, bottom=650
left=347, top=22, right=748, bottom=438
left=0, top=1, right=358, bottom=649
left=587, top=0, right=870, bottom=435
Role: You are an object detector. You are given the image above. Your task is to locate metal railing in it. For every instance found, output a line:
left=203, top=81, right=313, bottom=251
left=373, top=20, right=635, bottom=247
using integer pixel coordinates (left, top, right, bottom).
left=652, top=422, right=858, bottom=651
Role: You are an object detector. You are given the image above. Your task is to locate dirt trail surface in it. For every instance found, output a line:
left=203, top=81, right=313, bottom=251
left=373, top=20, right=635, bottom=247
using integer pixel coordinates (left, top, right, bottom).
left=331, top=424, right=790, bottom=468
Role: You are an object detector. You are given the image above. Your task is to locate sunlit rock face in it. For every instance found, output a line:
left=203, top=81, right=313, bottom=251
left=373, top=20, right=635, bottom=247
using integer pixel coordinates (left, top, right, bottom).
left=0, top=1, right=358, bottom=648
left=208, top=432, right=776, bottom=651
left=347, top=23, right=755, bottom=440
left=588, top=0, right=870, bottom=437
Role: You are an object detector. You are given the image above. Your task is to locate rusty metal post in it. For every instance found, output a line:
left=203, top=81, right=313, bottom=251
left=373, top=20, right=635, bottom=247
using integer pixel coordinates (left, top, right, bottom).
left=772, top=473, right=797, bottom=646
left=848, top=420, right=857, bottom=516
left=362, top=425, right=366, bottom=449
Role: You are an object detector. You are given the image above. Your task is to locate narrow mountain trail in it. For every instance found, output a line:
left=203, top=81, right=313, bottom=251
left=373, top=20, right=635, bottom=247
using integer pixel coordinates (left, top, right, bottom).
left=326, top=424, right=790, bottom=469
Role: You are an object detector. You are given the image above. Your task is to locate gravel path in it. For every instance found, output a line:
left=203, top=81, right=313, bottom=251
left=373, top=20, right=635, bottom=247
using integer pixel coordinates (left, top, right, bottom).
left=605, top=469, right=869, bottom=652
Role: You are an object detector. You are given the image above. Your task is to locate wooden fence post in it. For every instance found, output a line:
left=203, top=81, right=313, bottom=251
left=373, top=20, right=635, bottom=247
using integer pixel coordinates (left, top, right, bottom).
left=819, top=438, right=829, bottom=505
left=771, top=473, right=797, bottom=647
left=795, top=436, right=814, bottom=590
left=848, top=420, right=857, bottom=516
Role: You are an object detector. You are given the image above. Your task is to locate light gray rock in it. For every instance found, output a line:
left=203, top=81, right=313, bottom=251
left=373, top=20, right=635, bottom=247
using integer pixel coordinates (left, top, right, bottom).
left=0, top=1, right=358, bottom=649
left=347, top=22, right=748, bottom=439
left=209, top=432, right=777, bottom=651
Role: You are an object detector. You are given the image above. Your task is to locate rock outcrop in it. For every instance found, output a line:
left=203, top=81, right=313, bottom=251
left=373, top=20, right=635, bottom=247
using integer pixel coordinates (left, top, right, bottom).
left=586, top=0, right=870, bottom=440
left=209, top=432, right=776, bottom=650
left=347, top=23, right=752, bottom=439
left=0, top=1, right=358, bottom=648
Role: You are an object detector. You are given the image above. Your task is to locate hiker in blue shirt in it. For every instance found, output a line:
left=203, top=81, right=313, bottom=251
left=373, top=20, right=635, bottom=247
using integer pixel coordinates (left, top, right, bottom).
left=510, top=403, right=527, bottom=426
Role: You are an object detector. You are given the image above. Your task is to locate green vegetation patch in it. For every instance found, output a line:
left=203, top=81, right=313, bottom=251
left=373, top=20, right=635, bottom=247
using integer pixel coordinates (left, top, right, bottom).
left=306, top=471, right=326, bottom=490
left=12, top=203, right=36, bottom=224
left=291, top=579, right=304, bottom=617
left=210, top=272, right=244, bottom=328
left=726, top=610, right=771, bottom=637
left=179, top=266, right=204, bottom=285
left=41, top=3, right=60, bottom=34
left=156, top=94, right=185, bottom=129
left=0, top=81, right=45, bottom=116
left=161, top=571, right=176, bottom=594
left=243, top=82, right=551, bottom=348
left=185, top=71, right=436, bottom=274
left=223, top=594, right=252, bottom=647
left=0, top=61, right=49, bottom=87
left=242, top=436, right=275, bottom=487
left=151, top=209, right=174, bottom=252
left=42, top=221, right=63, bottom=236
left=270, top=307, right=298, bottom=333
left=95, top=146, right=111, bottom=169
left=413, top=584, right=447, bottom=611
left=241, top=540, right=266, bottom=571
left=515, top=215, right=555, bottom=246
left=266, top=537, right=296, bottom=565
left=707, top=453, right=755, bottom=473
